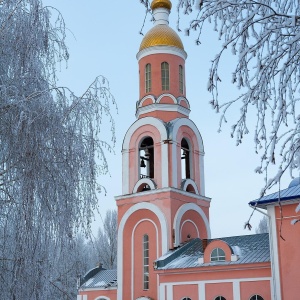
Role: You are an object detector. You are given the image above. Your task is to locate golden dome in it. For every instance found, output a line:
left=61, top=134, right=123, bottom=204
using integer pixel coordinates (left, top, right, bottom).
left=139, top=25, right=184, bottom=51
left=151, top=0, right=172, bottom=10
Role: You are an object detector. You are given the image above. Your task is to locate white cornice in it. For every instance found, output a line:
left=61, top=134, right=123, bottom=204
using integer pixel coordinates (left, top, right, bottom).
left=115, top=186, right=211, bottom=202
left=136, top=103, right=190, bottom=118
left=136, top=45, right=187, bottom=61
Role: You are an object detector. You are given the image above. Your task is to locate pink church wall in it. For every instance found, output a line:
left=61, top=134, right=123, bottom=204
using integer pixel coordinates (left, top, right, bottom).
left=180, top=209, right=209, bottom=242
left=240, top=280, right=271, bottom=300
left=139, top=110, right=188, bottom=122
left=173, top=284, right=198, bottom=299
left=138, top=53, right=185, bottom=99
left=119, top=209, right=162, bottom=300
left=275, top=203, right=300, bottom=299
left=205, top=282, right=233, bottom=299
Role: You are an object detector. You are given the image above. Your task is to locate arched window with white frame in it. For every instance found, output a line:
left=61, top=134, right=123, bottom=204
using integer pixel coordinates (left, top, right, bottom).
left=214, top=297, right=226, bottom=300
left=181, top=298, right=192, bottom=300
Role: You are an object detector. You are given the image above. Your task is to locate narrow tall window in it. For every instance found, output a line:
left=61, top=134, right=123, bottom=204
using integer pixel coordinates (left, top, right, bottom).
left=145, top=63, right=151, bottom=93
left=179, top=65, right=184, bottom=94
left=181, top=138, right=191, bottom=179
left=143, top=234, right=149, bottom=290
left=161, top=62, right=169, bottom=90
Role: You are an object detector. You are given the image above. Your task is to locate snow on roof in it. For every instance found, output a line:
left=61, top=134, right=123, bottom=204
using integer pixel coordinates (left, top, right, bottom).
left=249, top=178, right=300, bottom=208
left=155, top=233, right=270, bottom=270
left=80, top=268, right=117, bottom=289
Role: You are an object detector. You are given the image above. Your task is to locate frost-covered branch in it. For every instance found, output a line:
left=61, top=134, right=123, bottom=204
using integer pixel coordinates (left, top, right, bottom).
left=173, top=0, right=300, bottom=193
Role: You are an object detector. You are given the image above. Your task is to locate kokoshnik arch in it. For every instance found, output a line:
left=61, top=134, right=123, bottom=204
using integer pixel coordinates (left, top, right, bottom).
left=78, top=1, right=300, bottom=299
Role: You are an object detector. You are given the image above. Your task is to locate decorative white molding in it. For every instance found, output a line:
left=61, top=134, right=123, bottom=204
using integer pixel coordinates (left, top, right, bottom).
left=95, top=297, right=110, bottom=300
left=267, top=205, right=282, bottom=300
left=181, top=179, right=199, bottom=195
left=160, top=278, right=271, bottom=299
left=139, top=95, right=156, bottom=107
left=115, top=187, right=211, bottom=202
left=156, top=93, right=177, bottom=104
left=171, top=118, right=204, bottom=154
left=171, top=118, right=205, bottom=195
left=177, top=96, right=190, bottom=109
left=117, top=202, right=168, bottom=300
left=137, top=45, right=187, bottom=61
left=122, top=117, right=168, bottom=194
left=173, top=203, right=211, bottom=246
left=180, top=219, right=200, bottom=242
left=136, top=103, right=190, bottom=119
left=132, top=178, right=157, bottom=193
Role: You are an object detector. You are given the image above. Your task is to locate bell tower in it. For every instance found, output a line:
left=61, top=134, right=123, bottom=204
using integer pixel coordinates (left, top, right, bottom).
left=116, top=1, right=211, bottom=299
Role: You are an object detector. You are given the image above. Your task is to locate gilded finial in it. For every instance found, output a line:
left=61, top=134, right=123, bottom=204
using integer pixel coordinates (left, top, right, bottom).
left=151, top=0, right=172, bottom=11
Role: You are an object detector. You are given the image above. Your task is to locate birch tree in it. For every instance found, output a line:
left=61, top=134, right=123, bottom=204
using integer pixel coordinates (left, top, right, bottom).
left=255, top=216, right=269, bottom=233
left=92, top=209, right=118, bottom=269
left=140, top=0, right=300, bottom=194
left=0, top=0, right=116, bottom=298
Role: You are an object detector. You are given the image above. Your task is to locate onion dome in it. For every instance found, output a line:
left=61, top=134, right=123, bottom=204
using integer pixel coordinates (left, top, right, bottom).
left=151, top=0, right=172, bottom=10
left=139, top=25, right=184, bottom=51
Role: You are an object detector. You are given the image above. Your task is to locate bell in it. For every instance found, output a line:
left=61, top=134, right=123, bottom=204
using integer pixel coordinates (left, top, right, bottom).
left=144, top=148, right=150, bottom=157
left=140, top=158, right=146, bottom=168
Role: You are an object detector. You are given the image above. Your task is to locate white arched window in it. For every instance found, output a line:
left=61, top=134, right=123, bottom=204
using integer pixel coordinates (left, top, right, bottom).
left=143, top=234, right=149, bottom=290
left=179, top=65, right=184, bottom=94
left=181, top=298, right=192, bottom=300
left=161, top=62, right=169, bottom=90
left=145, top=63, right=151, bottom=93
left=214, top=297, right=226, bottom=300
left=211, top=248, right=226, bottom=262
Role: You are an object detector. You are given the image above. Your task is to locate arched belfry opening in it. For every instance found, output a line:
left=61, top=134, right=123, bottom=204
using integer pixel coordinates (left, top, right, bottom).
left=139, top=137, right=154, bottom=179
left=181, top=138, right=191, bottom=179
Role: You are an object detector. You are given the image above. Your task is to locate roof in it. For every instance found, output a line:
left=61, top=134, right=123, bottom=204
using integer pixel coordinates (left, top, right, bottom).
left=249, top=178, right=300, bottom=208
left=139, top=24, right=184, bottom=51
left=154, top=233, right=270, bottom=270
left=80, top=267, right=117, bottom=289
left=151, top=0, right=172, bottom=10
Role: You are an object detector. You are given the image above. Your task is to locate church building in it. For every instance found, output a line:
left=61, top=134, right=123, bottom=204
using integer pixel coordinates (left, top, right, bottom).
left=77, top=1, right=300, bottom=299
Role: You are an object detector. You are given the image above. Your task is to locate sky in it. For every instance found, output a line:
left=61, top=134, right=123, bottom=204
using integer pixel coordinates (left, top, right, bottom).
left=43, top=0, right=291, bottom=238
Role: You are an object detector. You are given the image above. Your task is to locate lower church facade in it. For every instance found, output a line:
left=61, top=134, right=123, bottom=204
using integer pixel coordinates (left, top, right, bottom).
left=78, top=1, right=300, bottom=299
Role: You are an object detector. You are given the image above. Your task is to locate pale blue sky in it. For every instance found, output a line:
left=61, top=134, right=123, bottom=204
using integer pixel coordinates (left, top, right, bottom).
left=43, top=1, right=290, bottom=238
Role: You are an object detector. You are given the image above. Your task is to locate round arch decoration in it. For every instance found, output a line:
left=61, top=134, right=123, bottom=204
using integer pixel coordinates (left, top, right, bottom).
left=181, top=178, right=199, bottom=194
left=132, top=178, right=157, bottom=193
left=156, top=93, right=177, bottom=104
left=117, top=202, right=168, bottom=300
left=170, top=118, right=205, bottom=194
left=138, top=95, right=156, bottom=108
left=122, top=117, right=168, bottom=194
left=173, top=203, right=211, bottom=246
left=95, top=297, right=110, bottom=300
